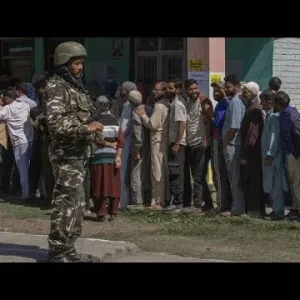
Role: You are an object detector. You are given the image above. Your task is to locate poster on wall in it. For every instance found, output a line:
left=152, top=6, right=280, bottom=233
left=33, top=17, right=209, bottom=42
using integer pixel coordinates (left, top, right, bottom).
left=209, top=72, right=225, bottom=106
left=188, top=71, right=209, bottom=96
left=188, top=59, right=203, bottom=71
left=210, top=74, right=222, bottom=85
left=112, top=39, right=124, bottom=59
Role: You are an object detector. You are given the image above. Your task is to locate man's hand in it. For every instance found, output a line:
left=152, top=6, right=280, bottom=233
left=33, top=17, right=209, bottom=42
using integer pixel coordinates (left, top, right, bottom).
left=115, top=155, right=121, bottom=168
left=203, top=104, right=213, bottom=119
left=240, top=159, right=247, bottom=166
left=264, top=156, right=273, bottom=166
left=87, top=122, right=104, bottom=133
left=134, top=153, right=141, bottom=161
left=135, top=105, right=146, bottom=117
left=106, top=141, right=117, bottom=150
left=172, top=143, right=180, bottom=156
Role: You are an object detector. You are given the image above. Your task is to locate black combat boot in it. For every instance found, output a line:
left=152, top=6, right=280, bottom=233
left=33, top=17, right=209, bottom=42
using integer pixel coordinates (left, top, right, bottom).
left=65, top=248, right=103, bottom=263
left=48, top=250, right=72, bottom=263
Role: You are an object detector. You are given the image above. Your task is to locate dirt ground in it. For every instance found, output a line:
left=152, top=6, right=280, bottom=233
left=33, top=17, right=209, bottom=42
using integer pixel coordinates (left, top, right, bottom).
left=1, top=197, right=300, bottom=262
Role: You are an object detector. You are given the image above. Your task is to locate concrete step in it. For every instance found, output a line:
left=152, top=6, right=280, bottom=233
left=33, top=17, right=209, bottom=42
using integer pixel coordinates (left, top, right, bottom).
left=0, top=232, right=139, bottom=262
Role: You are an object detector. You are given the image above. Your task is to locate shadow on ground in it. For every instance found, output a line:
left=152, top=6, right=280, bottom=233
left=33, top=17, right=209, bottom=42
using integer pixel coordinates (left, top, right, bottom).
left=0, top=242, right=48, bottom=262
left=0, top=194, right=46, bottom=210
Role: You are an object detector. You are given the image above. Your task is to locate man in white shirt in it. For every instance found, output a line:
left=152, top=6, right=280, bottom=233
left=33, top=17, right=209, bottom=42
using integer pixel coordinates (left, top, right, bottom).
left=0, top=88, right=34, bottom=200
left=15, top=82, right=37, bottom=109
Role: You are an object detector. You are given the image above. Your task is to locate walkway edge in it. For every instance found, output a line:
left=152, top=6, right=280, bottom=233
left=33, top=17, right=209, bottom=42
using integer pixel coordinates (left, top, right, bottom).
left=0, top=231, right=140, bottom=262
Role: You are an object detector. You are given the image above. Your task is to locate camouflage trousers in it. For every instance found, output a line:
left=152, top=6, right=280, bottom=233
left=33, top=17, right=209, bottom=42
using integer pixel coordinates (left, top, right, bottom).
left=48, top=155, right=87, bottom=254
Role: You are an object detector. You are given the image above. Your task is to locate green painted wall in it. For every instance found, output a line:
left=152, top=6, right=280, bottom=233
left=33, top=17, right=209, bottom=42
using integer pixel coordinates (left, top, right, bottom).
left=84, top=37, right=130, bottom=84
left=34, top=38, right=44, bottom=74
left=33, top=37, right=130, bottom=85
left=226, top=38, right=273, bottom=90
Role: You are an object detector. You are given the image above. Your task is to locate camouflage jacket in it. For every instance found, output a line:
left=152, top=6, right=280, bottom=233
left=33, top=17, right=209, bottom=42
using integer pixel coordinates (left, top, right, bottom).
left=44, top=74, right=95, bottom=159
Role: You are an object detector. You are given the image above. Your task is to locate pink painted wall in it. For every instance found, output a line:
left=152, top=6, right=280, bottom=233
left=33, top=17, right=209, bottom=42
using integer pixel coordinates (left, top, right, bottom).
left=187, top=38, right=225, bottom=72
left=208, top=38, right=225, bottom=72
left=187, top=38, right=209, bottom=71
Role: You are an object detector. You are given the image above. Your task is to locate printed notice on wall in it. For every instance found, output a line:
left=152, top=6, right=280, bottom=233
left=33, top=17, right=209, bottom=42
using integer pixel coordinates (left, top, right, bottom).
left=209, top=72, right=225, bottom=107
left=210, top=74, right=222, bottom=84
left=188, top=59, right=203, bottom=71
left=188, top=71, right=209, bottom=96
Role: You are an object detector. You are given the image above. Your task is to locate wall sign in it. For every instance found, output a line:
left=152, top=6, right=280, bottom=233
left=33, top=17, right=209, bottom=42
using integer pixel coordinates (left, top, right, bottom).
left=188, top=59, right=203, bottom=71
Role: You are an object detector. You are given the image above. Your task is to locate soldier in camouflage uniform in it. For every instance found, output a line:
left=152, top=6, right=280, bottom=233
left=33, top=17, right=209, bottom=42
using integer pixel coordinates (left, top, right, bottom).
left=45, top=41, right=103, bottom=263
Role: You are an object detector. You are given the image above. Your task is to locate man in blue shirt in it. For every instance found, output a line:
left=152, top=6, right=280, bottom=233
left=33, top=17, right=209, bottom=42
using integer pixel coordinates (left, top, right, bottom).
left=26, top=73, right=48, bottom=106
left=210, top=82, right=232, bottom=212
left=221, top=75, right=246, bottom=216
left=273, top=91, right=300, bottom=220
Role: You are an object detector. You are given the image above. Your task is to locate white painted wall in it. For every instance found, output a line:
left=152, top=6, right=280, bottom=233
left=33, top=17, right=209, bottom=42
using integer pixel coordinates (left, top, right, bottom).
left=273, top=38, right=300, bottom=110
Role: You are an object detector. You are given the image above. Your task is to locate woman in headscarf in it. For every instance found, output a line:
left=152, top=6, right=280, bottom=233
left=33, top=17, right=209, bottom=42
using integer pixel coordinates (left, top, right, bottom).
left=91, top=95, right=124, bottom=222
left=240, top=82, right=265, bottom=218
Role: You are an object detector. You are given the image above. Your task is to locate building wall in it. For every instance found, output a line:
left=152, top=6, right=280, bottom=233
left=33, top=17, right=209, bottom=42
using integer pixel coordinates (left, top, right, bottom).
left=226, top=38, right=273, bottom=90
left=34, top=38, right=44, bottom=74
left=273, top=38, right=300, bottom=110
left=84, top=37, right=130, bottom=84
left=33, top=37, right=130, bottom=88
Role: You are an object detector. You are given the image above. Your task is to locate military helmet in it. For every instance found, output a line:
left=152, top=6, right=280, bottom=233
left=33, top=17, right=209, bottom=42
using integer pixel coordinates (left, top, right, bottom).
left=54, top=41, right=87, bottom=66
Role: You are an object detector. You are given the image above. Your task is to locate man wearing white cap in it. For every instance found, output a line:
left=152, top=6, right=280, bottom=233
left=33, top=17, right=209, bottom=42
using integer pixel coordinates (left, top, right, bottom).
left=240, top=81, right=265, bottom=218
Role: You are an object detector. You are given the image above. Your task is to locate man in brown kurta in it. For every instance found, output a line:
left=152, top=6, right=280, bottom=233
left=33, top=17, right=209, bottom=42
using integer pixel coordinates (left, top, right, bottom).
left=240, top=82, right=265, bottom=217
left=136, top=82, right=170, bottom=209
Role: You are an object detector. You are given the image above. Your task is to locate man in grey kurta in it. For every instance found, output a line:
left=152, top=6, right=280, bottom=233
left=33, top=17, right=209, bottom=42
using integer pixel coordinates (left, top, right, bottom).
left=119, top=81, right=137, bottom=209
left=222, top=75, right=246, bottom=216
left=261, top=90, right=288, bottom=220
left=128, top=90, right=144, bottom=205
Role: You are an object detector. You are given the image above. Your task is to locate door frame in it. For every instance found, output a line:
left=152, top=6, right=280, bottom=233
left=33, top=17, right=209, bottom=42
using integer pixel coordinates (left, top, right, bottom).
left=134, top=38, right=187, bottom=83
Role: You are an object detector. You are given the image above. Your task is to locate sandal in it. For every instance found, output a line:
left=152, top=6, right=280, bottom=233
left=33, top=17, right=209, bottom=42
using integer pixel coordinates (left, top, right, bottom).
left=149, top=204, right=162, bottom=210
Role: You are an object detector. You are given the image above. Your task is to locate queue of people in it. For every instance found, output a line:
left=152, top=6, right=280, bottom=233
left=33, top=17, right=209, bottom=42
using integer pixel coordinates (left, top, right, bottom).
left=0, top=68, right=299, bottom=226
left=98, top=75, right=300, bottom=222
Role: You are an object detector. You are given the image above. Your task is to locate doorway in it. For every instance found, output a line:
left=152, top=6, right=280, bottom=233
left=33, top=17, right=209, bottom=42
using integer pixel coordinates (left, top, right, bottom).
left=134, top=38, right=187, bottom=90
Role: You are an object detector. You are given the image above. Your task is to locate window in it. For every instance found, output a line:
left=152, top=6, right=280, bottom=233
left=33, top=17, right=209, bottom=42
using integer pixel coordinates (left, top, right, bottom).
left=134, top=38, right=186, bottom=86
left=137, top=56, right=157, bottom=84
left=0, top=38, right=34, bottom=81
left=136, top=38, right=159, bottom=51
left=161, top=38, right=184, bottom=51
left=162, top=55, right=182, bottom=80
left=2, top=39, right=33, bottom=57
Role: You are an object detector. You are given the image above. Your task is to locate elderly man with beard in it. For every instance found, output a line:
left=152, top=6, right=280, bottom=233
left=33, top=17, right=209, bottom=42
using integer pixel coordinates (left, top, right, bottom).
left=221, top=74, right=246, bottom=217
left=240, top=82, right=265, bottom=218
left=136, top=81, right=170, bottom=209
left=119, top=81, right=138, bottom=209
